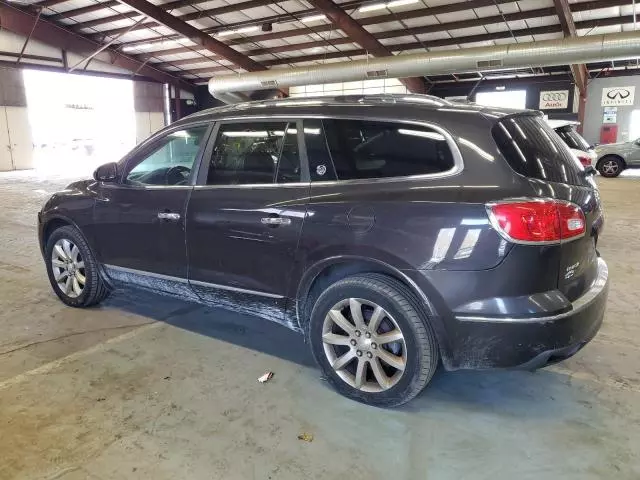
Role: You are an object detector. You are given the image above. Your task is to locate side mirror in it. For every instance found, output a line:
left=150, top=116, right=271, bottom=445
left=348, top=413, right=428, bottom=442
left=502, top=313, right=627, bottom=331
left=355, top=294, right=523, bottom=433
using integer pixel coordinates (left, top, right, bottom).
left=93, top=162, right=118, bottom=182
left=583, top=165, right=596, bottom=176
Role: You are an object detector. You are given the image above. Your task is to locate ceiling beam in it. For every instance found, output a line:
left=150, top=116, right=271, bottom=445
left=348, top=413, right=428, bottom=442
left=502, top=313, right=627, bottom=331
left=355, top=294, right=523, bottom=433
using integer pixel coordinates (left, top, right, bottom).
left=116, top=0, right=517, bottom=48
left=34, top=0, right=70, bottom=8
left=306, top=0, right=426, bottom=93
left=113, top=0, right=267, bottom=72
left=118, top=0, right=622, bottom=58
left=0, top=2, right=195, bottom=91
left=553, top=0, right=588, bottom=95
left=69, top=0, right=277, bottom=32
left=151, top=6, right=559, bottom=68
left=46, top=0, right=219, bottom=21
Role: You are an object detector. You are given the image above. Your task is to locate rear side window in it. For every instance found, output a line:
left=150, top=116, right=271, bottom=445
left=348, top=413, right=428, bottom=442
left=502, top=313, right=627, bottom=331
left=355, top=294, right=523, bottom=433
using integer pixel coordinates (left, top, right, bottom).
left=555, top=126, right=590, bottom=151
left=322, top=119, right=454, bottom=180
left=492, top=115, right=587, bottom=186
left=206, top=122, right=300, bottom=185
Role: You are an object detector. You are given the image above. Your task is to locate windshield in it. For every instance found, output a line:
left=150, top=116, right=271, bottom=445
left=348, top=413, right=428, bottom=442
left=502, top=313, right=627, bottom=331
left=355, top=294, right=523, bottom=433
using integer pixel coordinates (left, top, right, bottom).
left=555, top=125, right=591, bottom=151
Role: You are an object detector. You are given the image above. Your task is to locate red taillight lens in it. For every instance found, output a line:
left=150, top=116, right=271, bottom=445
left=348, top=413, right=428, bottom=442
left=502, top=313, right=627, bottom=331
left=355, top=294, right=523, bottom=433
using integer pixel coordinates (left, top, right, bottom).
left=577, top=155, right=592, bottom=167
left=488, top=200, right=586, bottom=244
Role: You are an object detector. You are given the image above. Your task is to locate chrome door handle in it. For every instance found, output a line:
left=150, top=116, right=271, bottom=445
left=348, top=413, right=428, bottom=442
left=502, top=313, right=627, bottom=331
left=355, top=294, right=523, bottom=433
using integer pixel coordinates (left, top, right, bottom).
left=158, top=212, right=180, bottom=221
left=261, top=216, right=291, bottom=226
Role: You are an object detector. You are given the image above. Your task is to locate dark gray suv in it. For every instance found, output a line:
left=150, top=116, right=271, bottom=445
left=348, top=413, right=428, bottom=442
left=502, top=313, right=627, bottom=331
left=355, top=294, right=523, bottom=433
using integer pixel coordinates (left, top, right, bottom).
left=38, top=95, right=609, bottom=406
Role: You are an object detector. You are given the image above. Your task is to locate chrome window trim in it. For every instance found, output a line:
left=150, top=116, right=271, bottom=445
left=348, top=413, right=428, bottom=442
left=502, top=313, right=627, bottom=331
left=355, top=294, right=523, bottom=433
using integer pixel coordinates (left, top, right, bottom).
left=104, top=264, right=283, bottom=299
left=194, top=114, right=463, bottom=188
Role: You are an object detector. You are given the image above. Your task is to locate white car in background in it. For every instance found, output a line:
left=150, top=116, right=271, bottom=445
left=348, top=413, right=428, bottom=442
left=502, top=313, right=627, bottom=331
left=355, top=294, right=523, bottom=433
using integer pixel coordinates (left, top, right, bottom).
left=547, top=120, right=597, bottom=168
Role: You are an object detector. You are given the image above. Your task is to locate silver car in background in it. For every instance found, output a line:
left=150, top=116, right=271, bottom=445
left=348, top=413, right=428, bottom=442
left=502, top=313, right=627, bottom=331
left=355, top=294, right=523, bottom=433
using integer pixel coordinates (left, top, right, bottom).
left=595, top=138, right=640, bottom=177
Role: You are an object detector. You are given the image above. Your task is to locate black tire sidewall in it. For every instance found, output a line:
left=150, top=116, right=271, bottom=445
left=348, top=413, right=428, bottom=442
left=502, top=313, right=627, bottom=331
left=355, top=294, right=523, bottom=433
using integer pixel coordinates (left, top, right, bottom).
left=45, top=226, right=98, bottom=307
left=309, top=279, right=432, bottom=407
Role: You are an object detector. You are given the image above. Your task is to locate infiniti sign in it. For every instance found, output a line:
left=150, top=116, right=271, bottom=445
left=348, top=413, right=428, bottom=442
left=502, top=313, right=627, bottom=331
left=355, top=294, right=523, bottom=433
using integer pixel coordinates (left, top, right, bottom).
left=601, top=86, right=636, bottom=106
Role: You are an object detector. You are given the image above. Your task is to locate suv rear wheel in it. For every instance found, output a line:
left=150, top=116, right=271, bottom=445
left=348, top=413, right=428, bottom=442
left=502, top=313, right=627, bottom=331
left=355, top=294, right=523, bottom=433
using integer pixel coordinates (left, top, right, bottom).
left=45, top=225, right=110, bottom=307
left=308, top=273, right=439, bottom=407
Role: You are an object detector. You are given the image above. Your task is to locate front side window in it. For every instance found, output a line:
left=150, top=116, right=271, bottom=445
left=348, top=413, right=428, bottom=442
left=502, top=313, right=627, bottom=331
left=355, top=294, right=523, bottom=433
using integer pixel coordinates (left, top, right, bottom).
left=125, top=126, right=208, bottom=186
left=322, top=119, right=455, bottom=180
left=206, top=122, right=300, bottom=185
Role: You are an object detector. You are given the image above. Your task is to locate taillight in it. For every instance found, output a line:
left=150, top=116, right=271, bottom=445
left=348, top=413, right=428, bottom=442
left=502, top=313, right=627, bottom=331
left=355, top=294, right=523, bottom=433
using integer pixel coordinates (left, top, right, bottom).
left=487, top=199, right=586, bottom=244
left=577, top=155, right=592, bottom=167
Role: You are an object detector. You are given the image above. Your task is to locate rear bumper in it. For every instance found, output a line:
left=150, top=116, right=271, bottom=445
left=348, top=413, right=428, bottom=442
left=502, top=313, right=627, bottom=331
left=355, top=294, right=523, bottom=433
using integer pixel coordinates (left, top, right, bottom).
left=441, top=257, right=608, bottom=369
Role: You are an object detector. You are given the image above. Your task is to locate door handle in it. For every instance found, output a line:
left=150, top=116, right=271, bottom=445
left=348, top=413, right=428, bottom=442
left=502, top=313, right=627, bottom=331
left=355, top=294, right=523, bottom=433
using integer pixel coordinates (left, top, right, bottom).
left=261, top=216, right=291, bottom=226
left=158, top=212, right=181, bottom=221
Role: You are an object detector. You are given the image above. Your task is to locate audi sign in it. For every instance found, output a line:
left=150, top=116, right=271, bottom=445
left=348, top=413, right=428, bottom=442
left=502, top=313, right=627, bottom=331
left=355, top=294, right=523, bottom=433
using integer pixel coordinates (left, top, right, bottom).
left=539, top=90, right=569, bottom=110
left=601, top=86, right=636, bottom=106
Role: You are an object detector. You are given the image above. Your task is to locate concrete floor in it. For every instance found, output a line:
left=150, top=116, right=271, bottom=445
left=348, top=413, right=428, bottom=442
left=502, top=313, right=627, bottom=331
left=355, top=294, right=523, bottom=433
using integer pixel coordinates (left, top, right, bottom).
left=0, top=170, right=639, bottom=480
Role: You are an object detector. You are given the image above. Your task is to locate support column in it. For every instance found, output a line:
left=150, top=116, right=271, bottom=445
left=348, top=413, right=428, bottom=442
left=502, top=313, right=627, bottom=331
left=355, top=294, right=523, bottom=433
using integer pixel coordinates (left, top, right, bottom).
left=133, top=81, right=165, bottom=144
left=577, top=93, right=587, bottom=135
left=174, top=87, right=182, bottom=122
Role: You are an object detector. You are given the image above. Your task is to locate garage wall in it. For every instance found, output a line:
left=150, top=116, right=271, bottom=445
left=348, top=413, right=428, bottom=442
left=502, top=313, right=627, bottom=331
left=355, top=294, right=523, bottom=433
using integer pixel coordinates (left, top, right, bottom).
left=583, top=75, right=640, bottom=145
left=430, top=77, right=578, bottom=120
left=0, top=67, right=33, bottom=171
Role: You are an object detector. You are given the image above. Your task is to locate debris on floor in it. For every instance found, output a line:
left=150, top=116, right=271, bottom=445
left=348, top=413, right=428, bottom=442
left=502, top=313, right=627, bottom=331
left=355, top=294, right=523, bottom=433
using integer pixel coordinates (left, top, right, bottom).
left=258, top=371, right=274, bottom=383
left=297, top=432, right=313, bottom=442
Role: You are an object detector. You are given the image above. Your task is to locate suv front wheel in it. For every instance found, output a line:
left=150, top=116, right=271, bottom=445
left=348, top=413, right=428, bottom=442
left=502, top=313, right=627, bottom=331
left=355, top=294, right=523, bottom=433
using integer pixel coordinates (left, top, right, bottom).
left=308, top=273, right=439, bottom=407
left=45, top=225, right=110, bottom=307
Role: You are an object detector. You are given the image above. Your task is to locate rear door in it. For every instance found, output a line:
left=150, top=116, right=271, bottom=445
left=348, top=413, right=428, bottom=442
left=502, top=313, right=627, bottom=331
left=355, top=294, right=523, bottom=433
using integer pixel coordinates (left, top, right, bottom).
left=185, top=119, right=309, bottom=322
left=493, top=114, right=603, bottom=301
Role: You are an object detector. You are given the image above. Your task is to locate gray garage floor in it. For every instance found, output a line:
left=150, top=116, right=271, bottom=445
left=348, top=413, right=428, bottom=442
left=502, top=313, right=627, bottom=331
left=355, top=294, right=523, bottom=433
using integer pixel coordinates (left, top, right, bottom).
left=0, top=171, right=639, bottom=480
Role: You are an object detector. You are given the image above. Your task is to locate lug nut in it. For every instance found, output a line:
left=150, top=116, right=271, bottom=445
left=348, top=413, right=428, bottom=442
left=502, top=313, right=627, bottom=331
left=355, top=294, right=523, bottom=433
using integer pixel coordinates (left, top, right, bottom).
left=371, top=342, right=377, bottom=349
left=366, top=351, right=373, bottom=359
left=354, top=330, right=361, bottom=337
left=356, top=350, right=363, bottom=357
left=365, top=332, right=371, bottom=338
left=350, top=339, right=357, bottom=346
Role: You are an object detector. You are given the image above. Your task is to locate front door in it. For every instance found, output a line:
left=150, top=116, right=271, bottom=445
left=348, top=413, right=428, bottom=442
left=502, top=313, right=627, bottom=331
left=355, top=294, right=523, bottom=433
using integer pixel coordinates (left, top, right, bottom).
left=186, top=120, right=309, bottom=325
left=93, top=124, right=211, bottom=283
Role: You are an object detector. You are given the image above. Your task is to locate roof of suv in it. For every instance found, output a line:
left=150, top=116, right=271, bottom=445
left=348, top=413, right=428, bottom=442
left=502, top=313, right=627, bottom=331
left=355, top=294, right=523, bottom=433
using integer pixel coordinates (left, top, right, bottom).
left=181, top=94, right=533, bottom=124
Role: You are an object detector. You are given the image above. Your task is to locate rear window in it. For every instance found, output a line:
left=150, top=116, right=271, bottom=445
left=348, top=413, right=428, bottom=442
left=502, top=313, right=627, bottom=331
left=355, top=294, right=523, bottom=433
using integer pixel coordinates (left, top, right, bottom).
left=555, top=125, right=591, bottom=151
left=322, top=119, right=455, bottom=180
left=492, top=115, right=587, bottom=185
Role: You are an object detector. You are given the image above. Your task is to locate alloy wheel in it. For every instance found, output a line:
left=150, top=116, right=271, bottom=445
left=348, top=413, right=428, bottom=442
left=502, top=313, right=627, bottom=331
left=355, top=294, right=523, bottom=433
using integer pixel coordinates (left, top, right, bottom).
left=51, top=238, right=86, bottom=298
left=602, top=160, right=619, bottom=175
left=322, top=298, right=407, bottom=393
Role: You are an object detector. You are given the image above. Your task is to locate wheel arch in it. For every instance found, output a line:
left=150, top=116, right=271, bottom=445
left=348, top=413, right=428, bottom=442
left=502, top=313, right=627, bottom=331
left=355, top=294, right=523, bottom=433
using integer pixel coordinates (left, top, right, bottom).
left=297, top=255, right=441, bottom=325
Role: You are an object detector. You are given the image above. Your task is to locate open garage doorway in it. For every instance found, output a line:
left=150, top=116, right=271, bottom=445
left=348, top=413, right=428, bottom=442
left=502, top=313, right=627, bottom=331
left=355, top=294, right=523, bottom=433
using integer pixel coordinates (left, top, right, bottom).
left=23, top=70, right=136, bottom=176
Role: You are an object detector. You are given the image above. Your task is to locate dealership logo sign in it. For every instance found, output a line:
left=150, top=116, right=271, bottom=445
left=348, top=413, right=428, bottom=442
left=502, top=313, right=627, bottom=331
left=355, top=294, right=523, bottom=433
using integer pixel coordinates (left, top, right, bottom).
left=539, top=90, right=569, bottom=110
left=601, top=86, right=635, bottom=106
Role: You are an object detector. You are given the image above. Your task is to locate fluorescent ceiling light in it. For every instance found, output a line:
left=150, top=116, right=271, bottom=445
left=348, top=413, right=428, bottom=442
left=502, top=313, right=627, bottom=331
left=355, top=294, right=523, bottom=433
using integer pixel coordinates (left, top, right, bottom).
left=359, top=0, right=418, bottom=12
left=387, top=0, right=419, bottom=7
left=121, top=39, right=182, bottom=52
left=359, top=3, right=387, bottom=12
left=301, top=14, right=327, bottom=22
left=217, top=25, right=260, bottom=37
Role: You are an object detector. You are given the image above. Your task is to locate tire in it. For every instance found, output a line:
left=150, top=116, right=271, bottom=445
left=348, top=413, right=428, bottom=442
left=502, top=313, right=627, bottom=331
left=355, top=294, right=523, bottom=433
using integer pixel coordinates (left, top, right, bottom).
left=597, top=155, right=624, bottom=178
left=308, top=273, right=439, bottom=407
left=45, top=225, right=110, bottom=307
